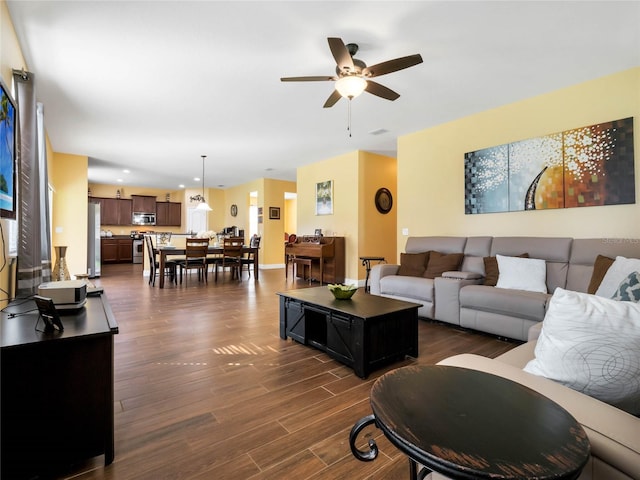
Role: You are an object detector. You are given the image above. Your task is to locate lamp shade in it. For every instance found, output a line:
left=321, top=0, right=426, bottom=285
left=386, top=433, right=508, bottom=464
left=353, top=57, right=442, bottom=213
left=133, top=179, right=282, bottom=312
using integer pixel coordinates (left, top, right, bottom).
left=335, top=76, right=367, bottom=99
left=195, top=201, right=212, bottom=211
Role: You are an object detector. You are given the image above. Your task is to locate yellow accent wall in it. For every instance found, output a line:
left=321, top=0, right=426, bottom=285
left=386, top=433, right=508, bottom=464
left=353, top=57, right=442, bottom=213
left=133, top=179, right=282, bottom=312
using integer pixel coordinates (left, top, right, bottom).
left=50, top=152, right=89, bottom=277
left=204, top=177, right=296, bottom=267
left=397, top=67, right=640, bottom=258
left=284, top=197, right=297, bottom=236
left=358, top=152, right=397, bottom=279
left=297, top=151, right=396, bottom=283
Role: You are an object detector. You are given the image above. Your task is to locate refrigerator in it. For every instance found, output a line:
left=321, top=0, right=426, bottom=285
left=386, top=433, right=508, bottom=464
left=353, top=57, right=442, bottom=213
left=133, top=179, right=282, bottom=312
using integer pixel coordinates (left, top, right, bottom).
left=87, top=202, right=101, bottom=278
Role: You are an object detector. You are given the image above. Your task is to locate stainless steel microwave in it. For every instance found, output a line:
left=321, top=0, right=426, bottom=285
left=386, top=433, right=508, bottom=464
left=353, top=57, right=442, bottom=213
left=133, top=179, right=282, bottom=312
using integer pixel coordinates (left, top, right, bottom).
left=132, top=212, right=156, bottom=226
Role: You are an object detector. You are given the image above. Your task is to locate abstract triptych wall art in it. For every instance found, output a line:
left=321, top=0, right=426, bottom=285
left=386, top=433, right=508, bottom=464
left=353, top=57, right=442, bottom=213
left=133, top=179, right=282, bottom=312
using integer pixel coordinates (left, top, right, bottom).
left=464, top=117, right=635, bottom=214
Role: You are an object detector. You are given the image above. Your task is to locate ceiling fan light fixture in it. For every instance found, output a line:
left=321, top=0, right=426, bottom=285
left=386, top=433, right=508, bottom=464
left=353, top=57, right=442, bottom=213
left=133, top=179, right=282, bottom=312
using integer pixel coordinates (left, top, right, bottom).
left=335, top=76, right=367, bottom=99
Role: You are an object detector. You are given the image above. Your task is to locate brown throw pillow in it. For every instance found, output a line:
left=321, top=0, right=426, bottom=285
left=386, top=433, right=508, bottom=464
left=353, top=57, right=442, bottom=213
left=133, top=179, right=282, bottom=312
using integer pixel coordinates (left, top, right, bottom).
left=397, top=252, right=429, bottom=277
left=483, top=253, right=529, bottom=286
left=587, top=254, right=615, bottom=294
left=423, top=251, right=463, bottom=279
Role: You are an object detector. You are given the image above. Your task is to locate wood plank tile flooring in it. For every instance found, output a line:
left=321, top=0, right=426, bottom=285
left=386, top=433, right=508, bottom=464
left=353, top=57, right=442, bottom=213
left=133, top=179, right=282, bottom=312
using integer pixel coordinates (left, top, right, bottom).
left=60, top=263, right=518, bottom=480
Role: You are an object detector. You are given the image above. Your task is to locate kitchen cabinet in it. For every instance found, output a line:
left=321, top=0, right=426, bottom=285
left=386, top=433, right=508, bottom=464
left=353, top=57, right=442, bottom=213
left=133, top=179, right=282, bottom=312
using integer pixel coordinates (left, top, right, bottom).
left=90, top=197, right=132, bottom=226
left=101, top=238, right=133, bottom=263
left=132, top=195, right=156, bottom=213
left=156, top=202, right=182, bottom=226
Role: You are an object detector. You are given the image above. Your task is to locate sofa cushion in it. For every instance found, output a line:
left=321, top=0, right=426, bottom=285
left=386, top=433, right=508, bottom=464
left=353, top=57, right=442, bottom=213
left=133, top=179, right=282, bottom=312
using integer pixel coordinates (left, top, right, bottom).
left=495, top=255, right=547, bottom=293
left=596, top=256, right=640, bottom=298
left=397, top=252, right=429, bottom=277
left=483, top=253, right=529, bottom=286
left=460, top=284, right=549, bottom=322
left=612, top=271, right=640, bottom=303
left=379, top=275, right=435, bottom=302
left=524, top=288, right=640, bottom=416
left=587, top=254, right=615, bottom=294
left=423, top=251, right=463, bottom=279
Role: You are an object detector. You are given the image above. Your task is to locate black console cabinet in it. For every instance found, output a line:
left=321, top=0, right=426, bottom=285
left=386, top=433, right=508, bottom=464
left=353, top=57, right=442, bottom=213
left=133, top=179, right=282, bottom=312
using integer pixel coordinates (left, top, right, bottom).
left=1, top=294, right=119, bottom=479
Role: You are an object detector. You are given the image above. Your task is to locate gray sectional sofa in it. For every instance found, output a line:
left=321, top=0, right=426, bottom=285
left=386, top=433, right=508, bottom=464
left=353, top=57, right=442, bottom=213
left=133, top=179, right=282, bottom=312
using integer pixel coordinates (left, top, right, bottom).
left=369, top=236, right=640, bottom=341
left=371, top=236, right=640, bottom=479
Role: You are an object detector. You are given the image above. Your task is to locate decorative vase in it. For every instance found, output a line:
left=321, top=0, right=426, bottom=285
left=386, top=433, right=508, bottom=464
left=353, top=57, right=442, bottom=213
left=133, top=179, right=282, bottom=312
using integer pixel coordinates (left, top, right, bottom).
left=52, top=246, right=71, bottom=281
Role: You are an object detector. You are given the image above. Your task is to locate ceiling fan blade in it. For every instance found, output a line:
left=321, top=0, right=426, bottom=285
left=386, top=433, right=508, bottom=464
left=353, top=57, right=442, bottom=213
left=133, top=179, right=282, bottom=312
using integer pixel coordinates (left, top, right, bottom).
left=280, top=75, right=335, bottom=82
left=365, top=81, right=400, bottom=101
left=328, top=37, right=355, bottom=72
left=362, top=54, right=423, bottom=78
left=323, top=89, right=342, bottom=108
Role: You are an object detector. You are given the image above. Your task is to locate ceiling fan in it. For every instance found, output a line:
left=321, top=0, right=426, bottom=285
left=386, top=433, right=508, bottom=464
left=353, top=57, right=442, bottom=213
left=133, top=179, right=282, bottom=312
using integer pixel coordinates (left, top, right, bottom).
left=281, top=37, right=423, bottom=108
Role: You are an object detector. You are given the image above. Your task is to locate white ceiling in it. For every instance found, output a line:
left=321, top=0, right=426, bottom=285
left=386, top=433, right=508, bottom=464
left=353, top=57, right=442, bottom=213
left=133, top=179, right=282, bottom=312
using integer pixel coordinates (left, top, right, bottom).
left=6, top=1, right=640, bottom=191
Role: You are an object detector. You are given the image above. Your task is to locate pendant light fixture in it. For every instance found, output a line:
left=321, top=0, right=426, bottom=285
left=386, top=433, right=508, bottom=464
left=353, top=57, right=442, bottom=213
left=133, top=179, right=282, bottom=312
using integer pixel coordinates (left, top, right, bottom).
left=190, top=155, right=212, bottom=211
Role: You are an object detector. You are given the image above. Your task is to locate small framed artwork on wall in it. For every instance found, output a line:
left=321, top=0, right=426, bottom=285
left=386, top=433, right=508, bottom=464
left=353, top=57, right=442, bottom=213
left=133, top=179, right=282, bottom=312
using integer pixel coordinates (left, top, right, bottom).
left=316, top=180, right=333, bottom=215
left=269, top=207, right=280, bottom=220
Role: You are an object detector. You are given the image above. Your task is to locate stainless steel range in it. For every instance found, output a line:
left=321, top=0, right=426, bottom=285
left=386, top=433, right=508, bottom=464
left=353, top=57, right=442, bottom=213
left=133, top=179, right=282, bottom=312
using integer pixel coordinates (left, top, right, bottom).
left=131, top=231, right=144, bottom=264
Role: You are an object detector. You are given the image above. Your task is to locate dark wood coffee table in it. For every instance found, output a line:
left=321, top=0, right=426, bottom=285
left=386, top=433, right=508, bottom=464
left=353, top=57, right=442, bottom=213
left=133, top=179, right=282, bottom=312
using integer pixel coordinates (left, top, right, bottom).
left=350, top=365, right=590, bottom=480
left=278, top=287, right=421, bottom=378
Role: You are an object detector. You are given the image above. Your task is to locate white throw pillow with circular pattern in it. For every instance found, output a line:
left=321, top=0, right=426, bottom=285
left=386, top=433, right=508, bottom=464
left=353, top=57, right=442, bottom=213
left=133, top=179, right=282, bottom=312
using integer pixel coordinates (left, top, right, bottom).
left=524, top=287, right=640, bottom=415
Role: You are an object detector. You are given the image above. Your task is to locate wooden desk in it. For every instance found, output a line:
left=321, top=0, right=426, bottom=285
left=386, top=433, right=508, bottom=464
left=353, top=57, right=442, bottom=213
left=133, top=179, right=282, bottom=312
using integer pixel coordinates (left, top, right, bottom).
left=158, top=245, right=259, bottom=288
left=350, top=365, right=590, bottom=480
left=1, top=294, right=119, bottom=479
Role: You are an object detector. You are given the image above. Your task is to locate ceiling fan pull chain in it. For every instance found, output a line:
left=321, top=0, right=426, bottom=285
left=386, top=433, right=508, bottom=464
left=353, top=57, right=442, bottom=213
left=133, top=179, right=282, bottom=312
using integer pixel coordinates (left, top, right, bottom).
left=347, top=99, right=352, bottom=137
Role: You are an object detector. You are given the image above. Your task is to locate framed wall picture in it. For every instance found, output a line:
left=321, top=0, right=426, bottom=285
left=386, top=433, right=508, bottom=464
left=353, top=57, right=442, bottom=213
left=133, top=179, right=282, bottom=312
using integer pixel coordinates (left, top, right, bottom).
left=269, top=207, right=280, bottom=220
left=316, top=180, right=333, bottom=215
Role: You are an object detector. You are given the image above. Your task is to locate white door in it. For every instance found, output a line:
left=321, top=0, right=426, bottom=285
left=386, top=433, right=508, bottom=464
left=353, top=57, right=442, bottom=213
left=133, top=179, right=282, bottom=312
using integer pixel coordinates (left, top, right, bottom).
left=187, top=207, right=207, bottom=234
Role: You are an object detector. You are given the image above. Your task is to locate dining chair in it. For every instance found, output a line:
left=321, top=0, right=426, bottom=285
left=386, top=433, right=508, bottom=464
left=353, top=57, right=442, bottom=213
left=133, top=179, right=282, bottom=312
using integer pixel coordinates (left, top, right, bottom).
left=145, top=235, right=177, bottom=286
left=176, top=238, right=210, bottom=285
left=215, top=237, right=243, bottom=281
left=241, top=235, right=261, bottom=278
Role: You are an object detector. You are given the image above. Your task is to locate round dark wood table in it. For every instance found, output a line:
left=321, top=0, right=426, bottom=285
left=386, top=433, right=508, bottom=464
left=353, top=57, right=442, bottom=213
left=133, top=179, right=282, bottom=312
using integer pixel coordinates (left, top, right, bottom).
left=349, top=365, right=590, bottom=480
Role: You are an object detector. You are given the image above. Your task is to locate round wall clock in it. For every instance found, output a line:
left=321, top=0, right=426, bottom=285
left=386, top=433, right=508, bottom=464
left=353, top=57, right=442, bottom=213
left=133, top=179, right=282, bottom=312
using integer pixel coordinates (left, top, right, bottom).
left=375, top=188, right=393, bottom=214
left=230, top=204, right=238, bottom=217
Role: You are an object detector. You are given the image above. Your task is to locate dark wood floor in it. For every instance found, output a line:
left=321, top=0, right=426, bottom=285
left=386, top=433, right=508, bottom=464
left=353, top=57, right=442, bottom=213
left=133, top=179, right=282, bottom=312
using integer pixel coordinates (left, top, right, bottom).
left=62, top=263, right=518, bottom=480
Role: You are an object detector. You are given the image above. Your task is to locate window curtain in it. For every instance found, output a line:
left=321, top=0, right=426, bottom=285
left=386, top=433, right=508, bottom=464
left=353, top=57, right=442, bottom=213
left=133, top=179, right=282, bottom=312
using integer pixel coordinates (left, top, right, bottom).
left=12, top=70, right=52, bottom=296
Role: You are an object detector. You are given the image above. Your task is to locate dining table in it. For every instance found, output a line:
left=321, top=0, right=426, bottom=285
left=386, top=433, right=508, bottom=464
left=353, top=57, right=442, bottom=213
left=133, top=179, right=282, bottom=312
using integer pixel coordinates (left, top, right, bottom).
left=157, top=244, right=259, bottom=288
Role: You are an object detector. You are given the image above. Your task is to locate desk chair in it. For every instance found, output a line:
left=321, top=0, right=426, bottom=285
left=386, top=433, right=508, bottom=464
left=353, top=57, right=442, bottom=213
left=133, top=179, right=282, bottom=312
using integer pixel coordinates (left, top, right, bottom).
left=145, top=235, right=176, bottom=286
left=176, top=238, right=209, bottom=285
left=215, top=238, right=243, bottom=281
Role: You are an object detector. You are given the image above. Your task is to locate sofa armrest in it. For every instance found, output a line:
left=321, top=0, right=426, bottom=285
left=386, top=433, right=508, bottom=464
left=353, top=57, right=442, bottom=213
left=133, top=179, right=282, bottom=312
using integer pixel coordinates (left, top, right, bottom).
left=442, top=271, right=483, bottom=281
left=369, top=263, right=400, bottom=295
left=527, top=322, right=543, bottom=341
left=434, top=276, right=483, bottom=325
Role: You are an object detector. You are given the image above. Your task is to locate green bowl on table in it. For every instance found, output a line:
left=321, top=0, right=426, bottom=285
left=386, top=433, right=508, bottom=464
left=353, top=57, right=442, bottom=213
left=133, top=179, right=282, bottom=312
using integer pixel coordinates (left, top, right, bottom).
left=328, top=283, right=358, bottom=300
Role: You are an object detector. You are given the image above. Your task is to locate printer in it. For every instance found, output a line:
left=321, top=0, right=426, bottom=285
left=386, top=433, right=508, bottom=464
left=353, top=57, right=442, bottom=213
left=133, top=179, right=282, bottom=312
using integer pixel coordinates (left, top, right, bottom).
left=37, top=280, right=87, bottom=310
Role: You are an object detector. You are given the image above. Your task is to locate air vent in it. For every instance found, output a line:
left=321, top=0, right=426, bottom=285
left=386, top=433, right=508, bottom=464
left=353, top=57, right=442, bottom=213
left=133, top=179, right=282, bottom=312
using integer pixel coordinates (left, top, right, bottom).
left=369, top=128, right=389, bottom=136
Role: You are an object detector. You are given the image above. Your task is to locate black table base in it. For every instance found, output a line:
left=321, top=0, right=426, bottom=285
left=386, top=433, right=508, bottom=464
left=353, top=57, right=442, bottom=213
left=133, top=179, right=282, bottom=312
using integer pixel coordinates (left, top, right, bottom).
left=349, top=414, right=431, bottom=480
